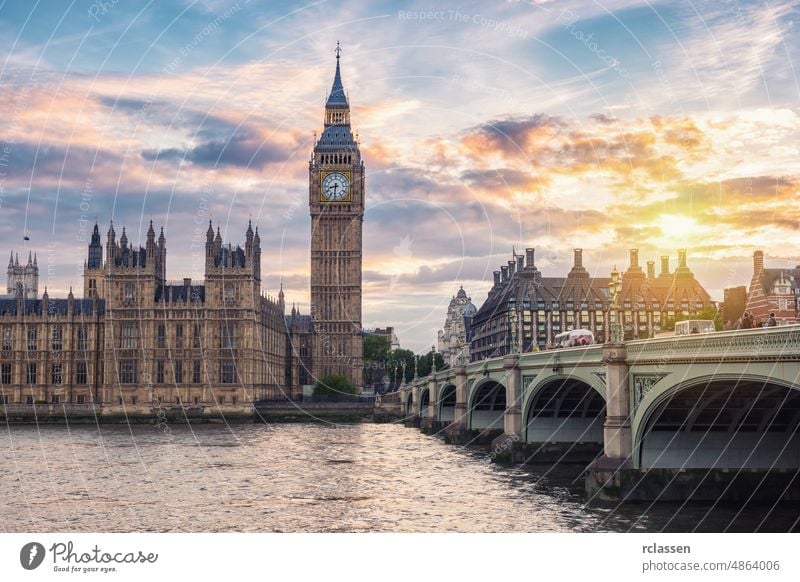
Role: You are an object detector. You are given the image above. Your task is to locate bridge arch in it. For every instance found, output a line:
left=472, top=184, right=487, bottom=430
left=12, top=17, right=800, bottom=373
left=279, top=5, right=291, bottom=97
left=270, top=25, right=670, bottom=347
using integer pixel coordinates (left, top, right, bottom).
left=469, top=378, right=506, bottom=430
left=405, top=392, right=414, bottom=416
left=438, top=384, right=457, bottom=422
left=523, top=376, right=605, bottom=444
left=635, top=374, right=800, bottom=469
left=419, top=387, right=431, bottom=418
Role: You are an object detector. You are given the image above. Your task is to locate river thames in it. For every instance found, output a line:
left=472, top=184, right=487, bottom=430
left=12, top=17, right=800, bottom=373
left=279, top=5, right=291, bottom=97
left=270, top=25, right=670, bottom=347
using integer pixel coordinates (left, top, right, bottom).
left=0, top=423, right=796, bottom=533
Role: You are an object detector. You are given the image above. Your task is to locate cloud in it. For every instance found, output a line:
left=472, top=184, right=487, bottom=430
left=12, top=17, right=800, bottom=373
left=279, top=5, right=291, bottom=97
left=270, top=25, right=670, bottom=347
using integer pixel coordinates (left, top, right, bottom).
left=141, top=129, right=291, bottom=168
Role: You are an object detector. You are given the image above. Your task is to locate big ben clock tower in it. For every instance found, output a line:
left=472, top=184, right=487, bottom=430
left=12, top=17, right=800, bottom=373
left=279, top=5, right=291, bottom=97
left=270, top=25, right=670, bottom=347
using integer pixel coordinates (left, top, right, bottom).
left=309, top=43, right=364, bottom=388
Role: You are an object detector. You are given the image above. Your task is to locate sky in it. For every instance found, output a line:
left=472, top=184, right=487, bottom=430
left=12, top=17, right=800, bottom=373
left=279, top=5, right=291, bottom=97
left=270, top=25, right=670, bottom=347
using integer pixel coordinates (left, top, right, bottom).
left=0, top=0, right=799, bottom=352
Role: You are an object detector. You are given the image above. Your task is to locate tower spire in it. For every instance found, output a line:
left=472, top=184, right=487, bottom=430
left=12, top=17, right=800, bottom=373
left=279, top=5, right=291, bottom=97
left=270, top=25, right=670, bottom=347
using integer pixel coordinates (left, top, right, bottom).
left=325, top=42, right=349, bottom=117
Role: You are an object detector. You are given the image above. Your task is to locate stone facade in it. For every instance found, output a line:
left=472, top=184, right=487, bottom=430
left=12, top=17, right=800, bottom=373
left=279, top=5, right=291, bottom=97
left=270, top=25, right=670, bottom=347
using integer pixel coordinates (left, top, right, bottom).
left=309, top=48, right=364, bottom=387
left=0, top=220, right=303, bottom=409
left=6, top=251, right=38, bottom=299
left=437, top=286, right=476, bottom=367
left=470, top=247, right=713, bottom=361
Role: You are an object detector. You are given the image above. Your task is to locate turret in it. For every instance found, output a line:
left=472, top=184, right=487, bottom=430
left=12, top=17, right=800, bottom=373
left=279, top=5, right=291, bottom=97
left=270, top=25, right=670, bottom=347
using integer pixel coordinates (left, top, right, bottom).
left=87, top=223, right=103, bottom=269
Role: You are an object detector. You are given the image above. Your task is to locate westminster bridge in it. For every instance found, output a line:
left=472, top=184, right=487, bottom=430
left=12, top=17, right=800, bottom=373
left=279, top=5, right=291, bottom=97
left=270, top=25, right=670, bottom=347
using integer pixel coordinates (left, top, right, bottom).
left=397, top=326, right=800, bottom=502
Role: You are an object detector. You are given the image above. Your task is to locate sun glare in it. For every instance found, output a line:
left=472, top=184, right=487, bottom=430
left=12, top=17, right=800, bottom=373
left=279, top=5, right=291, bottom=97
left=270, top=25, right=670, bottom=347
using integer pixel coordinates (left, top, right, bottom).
left=659, top=214, right=698, bottom=239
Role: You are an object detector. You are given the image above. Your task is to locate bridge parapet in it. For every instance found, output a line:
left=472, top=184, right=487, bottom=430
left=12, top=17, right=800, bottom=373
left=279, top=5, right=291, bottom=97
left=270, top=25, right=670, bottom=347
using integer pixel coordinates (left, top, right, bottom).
left=626, top=325, right=800, bottom=363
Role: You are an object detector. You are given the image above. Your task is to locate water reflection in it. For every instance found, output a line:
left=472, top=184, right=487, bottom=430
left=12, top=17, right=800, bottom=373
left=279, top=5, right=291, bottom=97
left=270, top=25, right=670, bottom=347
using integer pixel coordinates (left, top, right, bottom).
left=0, top=423, right=796, bottom=532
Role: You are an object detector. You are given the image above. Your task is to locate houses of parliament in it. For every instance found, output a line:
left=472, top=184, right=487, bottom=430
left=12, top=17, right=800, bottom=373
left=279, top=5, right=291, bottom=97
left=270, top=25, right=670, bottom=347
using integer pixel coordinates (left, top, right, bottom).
left=0, top=48, right=364, bottom=411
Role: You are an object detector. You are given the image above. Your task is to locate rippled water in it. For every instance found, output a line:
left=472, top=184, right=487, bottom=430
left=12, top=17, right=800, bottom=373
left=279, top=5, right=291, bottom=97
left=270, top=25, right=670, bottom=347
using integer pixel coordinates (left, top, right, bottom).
left=0, top=423, right=797, bottom=532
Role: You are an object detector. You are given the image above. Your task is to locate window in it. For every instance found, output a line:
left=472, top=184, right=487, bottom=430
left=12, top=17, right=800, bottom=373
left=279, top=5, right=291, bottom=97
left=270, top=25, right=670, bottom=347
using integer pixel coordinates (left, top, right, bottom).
left=156, top=360, right=164, bottom=384
left=27, top=363, right=37, bottom=384
left=124, top=284, right=135, bottom=301
left=26, top=395, right=33, bottom=404
left=77, top=395, right=85, bottom=404
left=27, top=328, right=37, bottom=351
left=175, top=396, right=181, bottom=405
left=88, top=278, right=97, bottom=297
left=175, top=324, right=183, bottom=349
left=157, top=324, right=166, bottom=348
left=51, top=326, right=63, bottom=351
left=193, top=322, right=201, bottom=348
left=77, top=326, right=88, bottom=351
left=1, top=363, right=11, bottom=384
left=221, top=322, right=234, bottom=349
left=121, top=323, right=138, bottom=349
left=52, top=395, right=60, bottom=404
left=192, top=360, right=201, bottom=384
left=223, top=285, right=235, bottom=306
left=217, top=395, right=225, bottom=405
left=193, top=396, right=199, bottom=405
left=231, top=396, right=237, bottom=406
left=51, top=363, right=62, bottom=385
left=2, top=327, right=11, bottom=351
left=221, top=360, right=236, bottom=384
left=0, top=395, right=7, bottom=404
left=76, top=362, right=87, bottom=385
left=120, top=360, right=137, bottom=384
left=131, top=396, right=137, bottom=405
left=174, top=361, right=183, bottom=384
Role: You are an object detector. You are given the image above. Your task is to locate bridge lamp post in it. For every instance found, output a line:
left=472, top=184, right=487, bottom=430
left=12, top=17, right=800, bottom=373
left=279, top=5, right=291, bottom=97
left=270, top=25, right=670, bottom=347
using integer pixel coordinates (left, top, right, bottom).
left=507, top=296, right=518, bottom=355
left=608, top=267, right=623, bottom=343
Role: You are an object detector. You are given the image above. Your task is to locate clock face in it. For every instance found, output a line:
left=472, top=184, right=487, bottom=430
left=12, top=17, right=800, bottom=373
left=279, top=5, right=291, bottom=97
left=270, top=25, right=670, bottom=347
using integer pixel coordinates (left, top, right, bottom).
left=321, top=172, right=350, bottom=201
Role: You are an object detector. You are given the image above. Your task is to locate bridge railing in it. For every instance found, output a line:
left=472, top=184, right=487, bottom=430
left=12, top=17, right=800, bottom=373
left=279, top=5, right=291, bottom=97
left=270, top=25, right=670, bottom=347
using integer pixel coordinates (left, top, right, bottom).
left=626, top=325, right=800, bottom=361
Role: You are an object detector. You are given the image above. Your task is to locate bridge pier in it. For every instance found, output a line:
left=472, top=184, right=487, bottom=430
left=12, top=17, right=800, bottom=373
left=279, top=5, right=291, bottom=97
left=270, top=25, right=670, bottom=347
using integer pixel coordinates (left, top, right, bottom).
left=421, top=377, right=442, bottom=433
left=404, top=384, right=421, bottom=428
left=491, top=354, right=523, bottom=463
left=443, top=366, right=470, bottom=443
left=585, top=343, right=634, bottom=500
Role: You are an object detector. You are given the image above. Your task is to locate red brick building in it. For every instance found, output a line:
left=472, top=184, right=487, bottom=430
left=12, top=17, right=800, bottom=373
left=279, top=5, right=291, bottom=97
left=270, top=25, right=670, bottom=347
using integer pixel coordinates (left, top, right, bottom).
left=745, top=251, right=800, bottom=325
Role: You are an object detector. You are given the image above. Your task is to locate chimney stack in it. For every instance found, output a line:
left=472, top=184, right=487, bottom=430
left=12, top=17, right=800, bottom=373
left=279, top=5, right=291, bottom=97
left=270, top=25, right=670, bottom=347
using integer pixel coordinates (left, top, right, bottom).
left=753, top=250, right=764, bottom=274
left=574, top=248, right=583, bottom=268
left=516, top=254, right=524, bottom=272
left=678, top=249, right=687, bottom=269
left=508, top=260, right=516, bottom=275
left=493, top=271, right=501, bottom=286
left=660, top=256, right=670, bottom=277
left=501, top=266, right=509, bottom=282
left=525, top=248, right=534, bottom=269
left=630, top=249, right=639, bottom=268
left=647, top=260, right=655, bottom=279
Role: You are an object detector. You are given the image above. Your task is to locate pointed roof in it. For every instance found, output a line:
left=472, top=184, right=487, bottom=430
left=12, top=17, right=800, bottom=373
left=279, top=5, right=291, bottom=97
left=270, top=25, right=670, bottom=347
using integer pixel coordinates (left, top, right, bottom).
left=326, top=41, right=349, bottom=109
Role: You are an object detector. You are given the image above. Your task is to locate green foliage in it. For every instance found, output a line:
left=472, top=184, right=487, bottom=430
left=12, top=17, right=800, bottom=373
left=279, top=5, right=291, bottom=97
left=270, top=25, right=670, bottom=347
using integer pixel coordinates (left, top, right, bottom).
left=364, top=334, right=391, bottom=363
left=363, top=335, right=391, bottom=385
left=392, top=348, right=415, bottom=383
left=417, top=351, right=446, bottom=377
left=312, top=374, right=357, bottom=399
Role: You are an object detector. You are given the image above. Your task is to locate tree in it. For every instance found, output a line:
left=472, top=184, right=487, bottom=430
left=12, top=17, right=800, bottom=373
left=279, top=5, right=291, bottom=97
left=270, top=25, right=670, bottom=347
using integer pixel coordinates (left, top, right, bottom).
left=312, top=374, right=357, bottom=400
left=391, top=348, right=415, bottom=384
left=417, top=350, right=446, bottom=377
left=363, top=335, right=391, bottom=386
